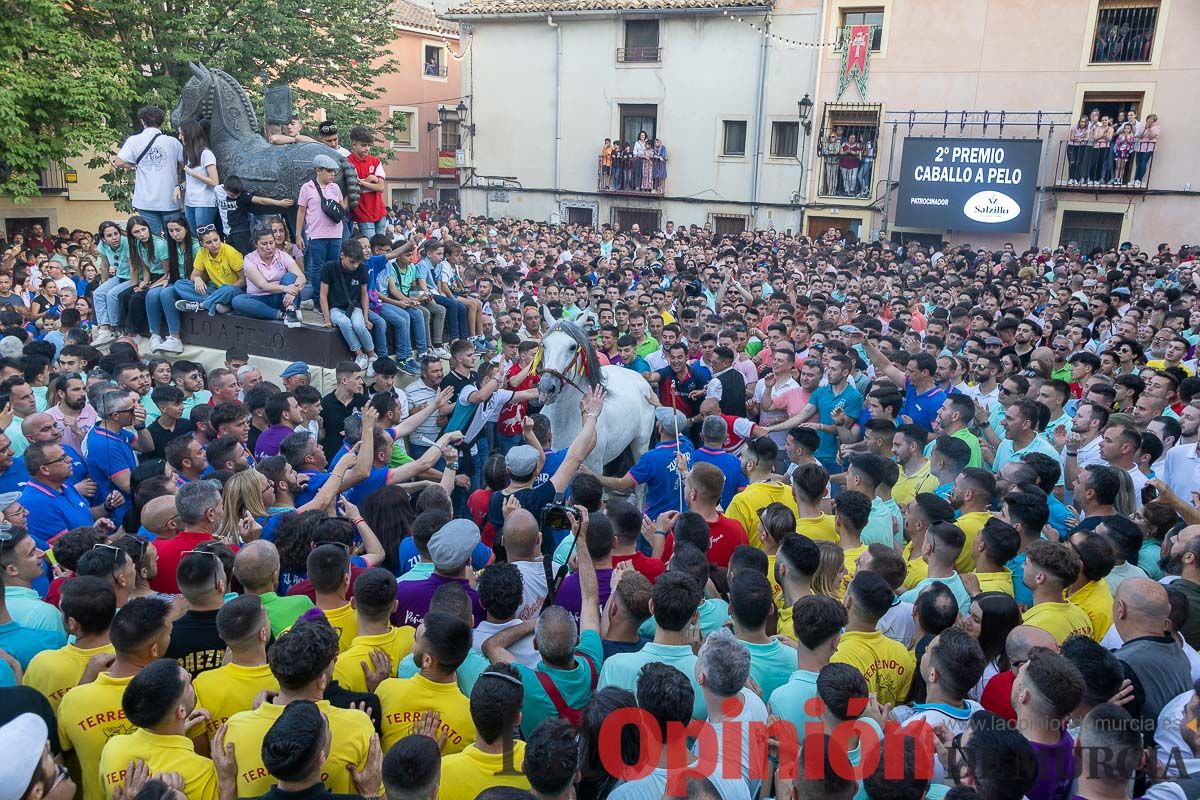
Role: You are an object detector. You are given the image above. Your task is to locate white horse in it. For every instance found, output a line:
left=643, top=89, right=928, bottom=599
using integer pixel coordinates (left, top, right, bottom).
left=535, top=320, right=656, bottom=474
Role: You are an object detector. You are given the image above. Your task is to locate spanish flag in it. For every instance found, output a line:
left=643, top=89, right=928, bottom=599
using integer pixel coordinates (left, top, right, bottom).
left=438, top=150, right=458, bottom=176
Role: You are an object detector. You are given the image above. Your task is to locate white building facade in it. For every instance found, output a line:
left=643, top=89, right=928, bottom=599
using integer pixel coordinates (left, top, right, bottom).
left=444, top=0, right=822, bottom=234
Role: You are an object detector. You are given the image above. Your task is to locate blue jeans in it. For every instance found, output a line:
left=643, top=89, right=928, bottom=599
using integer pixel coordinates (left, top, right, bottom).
left=94, top=276, right=132, bottom=327
left=471, top=436, right=490, bottom=492
left=232, top=272, right=298, bottom=320
left=356, top=219, right=388, bottom=238
left=173, top=279, right=244, bottom=314
left=134, top=209, right=173, bottom=237
left=378, top=304, right=424, bottom=358
left=433, top=294, right=465, bottom=340
left=1135, top=150, right=1154, bottom=181
left=303, top=238, right=341, bottom=287
left=145, top=284, right=180, bottom=335
left=185, top=206, right=217, bottom=234
left=330, top=307, right=376, bottom=354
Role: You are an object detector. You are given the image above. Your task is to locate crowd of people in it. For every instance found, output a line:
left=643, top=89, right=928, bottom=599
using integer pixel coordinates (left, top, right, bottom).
left=3, top=154, right=1200, bottom=800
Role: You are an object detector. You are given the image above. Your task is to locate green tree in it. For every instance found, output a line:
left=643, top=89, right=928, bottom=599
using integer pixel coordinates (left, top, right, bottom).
left=0, top=0, right=133, bottom=201
left=70, top=0, right=403, bottom=206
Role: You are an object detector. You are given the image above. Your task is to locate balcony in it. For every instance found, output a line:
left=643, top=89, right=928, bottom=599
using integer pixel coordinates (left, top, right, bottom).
left=598, top=154, right=664, bottom=197
left=1050, top=139, right=1154, bottom=192
left=617, top=47, right=660, bottom=63
left=1090, top=4, right=1157, bottom=64
left=423, top=64, right=448, bottom=77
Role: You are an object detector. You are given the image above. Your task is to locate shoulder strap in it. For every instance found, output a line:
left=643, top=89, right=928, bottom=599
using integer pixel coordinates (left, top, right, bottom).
left=134, top=132, right=163, bottom=166
left=579, top=653, right=598, bottom=691
left=534, top=670, right=580, bottom=725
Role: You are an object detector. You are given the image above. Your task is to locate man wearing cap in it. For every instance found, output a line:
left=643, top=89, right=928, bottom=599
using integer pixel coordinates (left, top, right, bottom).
left=0, top=712, right=76, bottom=800
left=280, top=362, right=310, bottom=392
left=295, top=154, right=346, bottom=289
left=594, top=407, right=694, bottom=520
left=394, top=519, right=486, bottom=628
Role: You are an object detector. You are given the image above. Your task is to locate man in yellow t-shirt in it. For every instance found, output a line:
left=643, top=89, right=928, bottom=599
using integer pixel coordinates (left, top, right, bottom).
left=224, top=618, right=373, bottom=798
left=58, top=596, right=175, bottom=800
left=1021, top=540, right=1093, bottom=644
left=791, top=463, right=838, bottom=543
left=1065, top=532, right=1115, bottom=642
left=378, top=609, right=476, bottom=753
left=725, top=438, right=799, bottom=549
left=891, top=425, right=938, bottom=507
left=437, top=664, right=531, bottom=800
left=308, top=544, right=358, bottom=652
left=255, top=698, right=383, bottom=800
left=775, top=533, right=821, bottom=634
left=175, top=227, right=246, bottom=314
left=834, top=490, right=873, bottom=597
left=948, top=468, right=995, bottom=572
left=900, top=494, right=956, bottom=590
left=961, top=517, right=1020, bottom=598
left=24, top=575, right=116, bottom=712
left=98, top=660, right=221, bottom=800
left=193, top=595, right=278, bottom=740
left=830, top=571, right=915, bottom=706
left=333, top=569, right=415, bottom=693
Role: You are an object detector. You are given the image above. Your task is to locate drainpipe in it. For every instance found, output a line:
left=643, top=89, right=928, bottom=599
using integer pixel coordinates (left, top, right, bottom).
left=547, top=14, right=561, bottom=198
left=749, top=14, right=770, bottom=222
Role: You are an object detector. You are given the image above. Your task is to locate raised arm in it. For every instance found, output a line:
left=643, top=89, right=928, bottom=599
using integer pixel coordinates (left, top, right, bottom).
left=550, top=386, right=605, bottom=495
left=862, top=337, right=906, bottom=387
left=573, top=506, right=601, bottom=635
left=395, top=387, right=454, bottom=437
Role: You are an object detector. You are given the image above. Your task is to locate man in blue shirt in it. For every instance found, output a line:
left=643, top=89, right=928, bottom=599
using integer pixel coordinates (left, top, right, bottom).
left=21, top=413, right=89, bottom=499
left=0, top=579, right=64, bottom=668
left=767, top=353, right=863, bottom=474
left=692, top=416, right=746, bottom=509
left=862, top=341, right=947, bottom=432
left=21, top=443, right=119, bottom=546
left=0, top=434, right=28, bottom=495
left=596, top=407, right=694, bottom=519
left=85, top=390, right=155, bottom=528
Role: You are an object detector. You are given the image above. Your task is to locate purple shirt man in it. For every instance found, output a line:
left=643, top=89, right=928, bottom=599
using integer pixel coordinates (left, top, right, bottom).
left=556, top=567, right=613, bottom=627
left=254, top=424, right=298, bottom=459
left=392, top=519, right=486, bottom=627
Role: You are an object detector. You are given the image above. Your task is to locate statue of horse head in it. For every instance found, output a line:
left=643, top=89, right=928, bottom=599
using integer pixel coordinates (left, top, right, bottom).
left=537, top=320, right=604, bottom=405
left=173, top=62, right=215, bottom=129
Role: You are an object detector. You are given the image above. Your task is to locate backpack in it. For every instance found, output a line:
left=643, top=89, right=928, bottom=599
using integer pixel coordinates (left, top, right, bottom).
left=534, top=653, right=598, bottom=727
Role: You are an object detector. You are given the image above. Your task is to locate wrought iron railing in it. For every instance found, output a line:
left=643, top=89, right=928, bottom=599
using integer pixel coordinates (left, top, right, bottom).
left=617, top=47, right=661, bottom=63
left=1091, top=5, right=1157, bottom=63
left=597, top=154, right=664, bottom=196
left=1051, top=138, right=1154, bottom=190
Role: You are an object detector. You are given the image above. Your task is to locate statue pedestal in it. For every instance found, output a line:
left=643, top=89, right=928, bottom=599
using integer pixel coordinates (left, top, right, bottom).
left=179, top=312, right=354, bottom=367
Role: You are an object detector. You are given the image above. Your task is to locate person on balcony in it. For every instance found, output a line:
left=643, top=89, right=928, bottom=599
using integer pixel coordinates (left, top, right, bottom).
left=652, top=138, right=667, bottom=193
left=1134, top=114, right=1158, bottom=187
left=822, top=130, right=841, bottom=196
left=839, top=134, right=862, bottom=198
left=633, top=131, right=650, bottom=192
left=1066, top=117, right=1089, bottom=185
left=1114, top=123, right=1135, bottom=185
left=600, top=139, right=613, bottom=190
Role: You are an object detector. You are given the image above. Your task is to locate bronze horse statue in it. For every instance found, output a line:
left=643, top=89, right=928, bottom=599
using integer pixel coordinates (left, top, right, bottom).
left=171, top=62, right=360, bottom=210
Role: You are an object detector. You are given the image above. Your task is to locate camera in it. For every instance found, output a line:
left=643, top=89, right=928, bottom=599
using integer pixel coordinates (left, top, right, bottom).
left=541, top=503, right=573, bottom=531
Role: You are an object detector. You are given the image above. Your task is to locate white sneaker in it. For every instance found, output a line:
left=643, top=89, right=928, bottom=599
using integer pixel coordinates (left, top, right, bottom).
left=355, top=354, right=369, bottom=371
left=433, top=346, right=451, bottom=359
left=159, top=336, right=183, bottom=354
left=283, top=308, right=301, bottom=328
left=366, top=359, right=376, bottom=379
left=91, top=329, right=116, bottom=345
left=215, top=303, right=232, bottom=314
left=300, top=299, right=315, bottom=311
left=149, top=334, right=164, bottom=352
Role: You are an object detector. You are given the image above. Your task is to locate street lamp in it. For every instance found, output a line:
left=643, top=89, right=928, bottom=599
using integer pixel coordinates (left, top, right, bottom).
left=455, top=100, right=477, bottom=136
left=428, top=104, right=450, bottom=133
left=798, top=93, right=813, bottom=136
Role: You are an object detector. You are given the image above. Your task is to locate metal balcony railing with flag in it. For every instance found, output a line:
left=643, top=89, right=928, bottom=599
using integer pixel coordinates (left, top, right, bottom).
left=617, top=47, right=661, bottom=63
left=1051, top=139, right=1155, bottom=191
left=598, top=154, right=664, bottom=196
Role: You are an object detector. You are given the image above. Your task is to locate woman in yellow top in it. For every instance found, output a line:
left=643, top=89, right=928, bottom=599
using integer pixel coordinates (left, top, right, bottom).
left=171, top=225, right=247, bottom=315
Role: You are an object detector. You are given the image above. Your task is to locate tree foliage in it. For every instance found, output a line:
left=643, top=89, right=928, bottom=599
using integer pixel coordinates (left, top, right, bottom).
left=3, top=0, right=403, bottom=205
left=0, top=0, right=133, bottom=200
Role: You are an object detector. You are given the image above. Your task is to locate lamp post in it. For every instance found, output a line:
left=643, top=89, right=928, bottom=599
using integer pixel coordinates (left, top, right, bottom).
left=794, top=93, right=814, bottom=225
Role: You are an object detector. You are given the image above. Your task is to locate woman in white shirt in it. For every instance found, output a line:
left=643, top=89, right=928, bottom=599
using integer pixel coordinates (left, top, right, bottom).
left=175, top=121, right=219, bottom=235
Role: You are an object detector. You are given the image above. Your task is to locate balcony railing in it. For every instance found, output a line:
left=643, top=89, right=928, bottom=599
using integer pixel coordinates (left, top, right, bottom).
left=38, top=163, right=68, bottom=195
left=1091, top=5, right=1157, bottom=63
left=1051, top=138, right=1154, bottom=192
left=617, top=47, right=661, bottom=63
left=598, top=154, right=664, bottom=196
left=816, top=126, right=879, bottom=198
left=423, top=64, right=448, bottom=77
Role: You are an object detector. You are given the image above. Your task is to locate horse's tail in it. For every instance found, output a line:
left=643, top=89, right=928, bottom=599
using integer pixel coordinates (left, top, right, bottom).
left=338, top=155, right=361, bottom=210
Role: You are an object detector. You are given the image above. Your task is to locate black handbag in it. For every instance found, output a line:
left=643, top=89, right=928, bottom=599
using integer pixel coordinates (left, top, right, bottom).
left=311, top=179, right=346, bottom=223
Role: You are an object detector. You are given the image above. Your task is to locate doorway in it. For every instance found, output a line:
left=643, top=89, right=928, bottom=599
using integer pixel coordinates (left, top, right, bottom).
left=619, top=104, right=657, bottom=147
left=806, top=215, right=859, bottom=240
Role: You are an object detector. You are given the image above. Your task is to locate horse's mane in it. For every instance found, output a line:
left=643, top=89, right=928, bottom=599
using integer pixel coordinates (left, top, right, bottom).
left=545, top=319, right=604, bottom=389
left=211, top=67, right=260, bottom=135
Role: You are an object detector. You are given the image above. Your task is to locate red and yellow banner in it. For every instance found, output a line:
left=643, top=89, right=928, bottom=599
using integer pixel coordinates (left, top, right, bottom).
left=438, top=150, right=458, bottom=176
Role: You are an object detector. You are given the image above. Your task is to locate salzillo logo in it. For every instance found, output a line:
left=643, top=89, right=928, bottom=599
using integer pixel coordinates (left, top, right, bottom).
left=963, top=190, right=1020, bottom=224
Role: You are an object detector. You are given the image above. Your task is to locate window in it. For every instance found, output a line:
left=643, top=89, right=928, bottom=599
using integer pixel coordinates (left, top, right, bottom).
left=1059, top=210, right=1124, bottom=253
left=1091, top=0, right=1159, bottom=63
left=613, top=207, right=661, bottom=233
left=390, top=109, right=414, bottom=148
left=770, top=121, right=799, bottom=158
left=566, top=207, right=595, bottom=226
left=712, top=215, right=748, bottom=237
left=620, top=20, right=660, bottom=62
left=838, top=8, right=884, bottom=51
left=423, top=45, right=446, bottom=77
left=620, top=104, right=657, bottom=146
left=440, top=116, right=460, bottom=150
left=816, top=102, right=881, bottom=197
left=1080, top=90, right=1145, bottom=121
left=722, top=121, right=747, bottom=157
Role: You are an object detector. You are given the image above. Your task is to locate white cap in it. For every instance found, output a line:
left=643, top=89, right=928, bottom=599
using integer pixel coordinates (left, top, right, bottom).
left=0, top=713, right=47, bottom=800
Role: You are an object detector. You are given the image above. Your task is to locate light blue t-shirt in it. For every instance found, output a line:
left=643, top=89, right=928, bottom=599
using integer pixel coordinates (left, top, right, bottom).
left=743, top=639, right=798, bottom=703
left=767, top=669, right=821, bottom=732
left=861, top=496, right=900, bottom=547
left=599, top=641, right=707, bottom=721
left=638, top=598, right=729, bottom=639
left=898, top=572, right=972, bottom=617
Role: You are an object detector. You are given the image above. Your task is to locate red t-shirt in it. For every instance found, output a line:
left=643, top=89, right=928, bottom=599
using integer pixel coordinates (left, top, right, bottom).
left=44, top=573, right=70, bottom=608
left=468, top=488, right=496, bottom=546
left=660, top=513, right=749, bottom=569
left=498, top=363, right=538, bottom=437
left=347, top=152, right=385, bottom=223
left=149, top=531, right=239, bottom=594
left=612, top=552, right=666, bottom=583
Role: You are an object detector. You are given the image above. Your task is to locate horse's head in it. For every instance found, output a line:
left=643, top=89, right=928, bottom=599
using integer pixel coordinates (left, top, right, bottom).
left=536, top=321, right=601, bottom=404
left=172, top=62, right=215, bottom=129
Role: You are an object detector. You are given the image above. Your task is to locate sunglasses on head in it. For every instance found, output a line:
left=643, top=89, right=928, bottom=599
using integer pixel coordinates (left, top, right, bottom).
left=196, top=224, right=217, bottom=235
